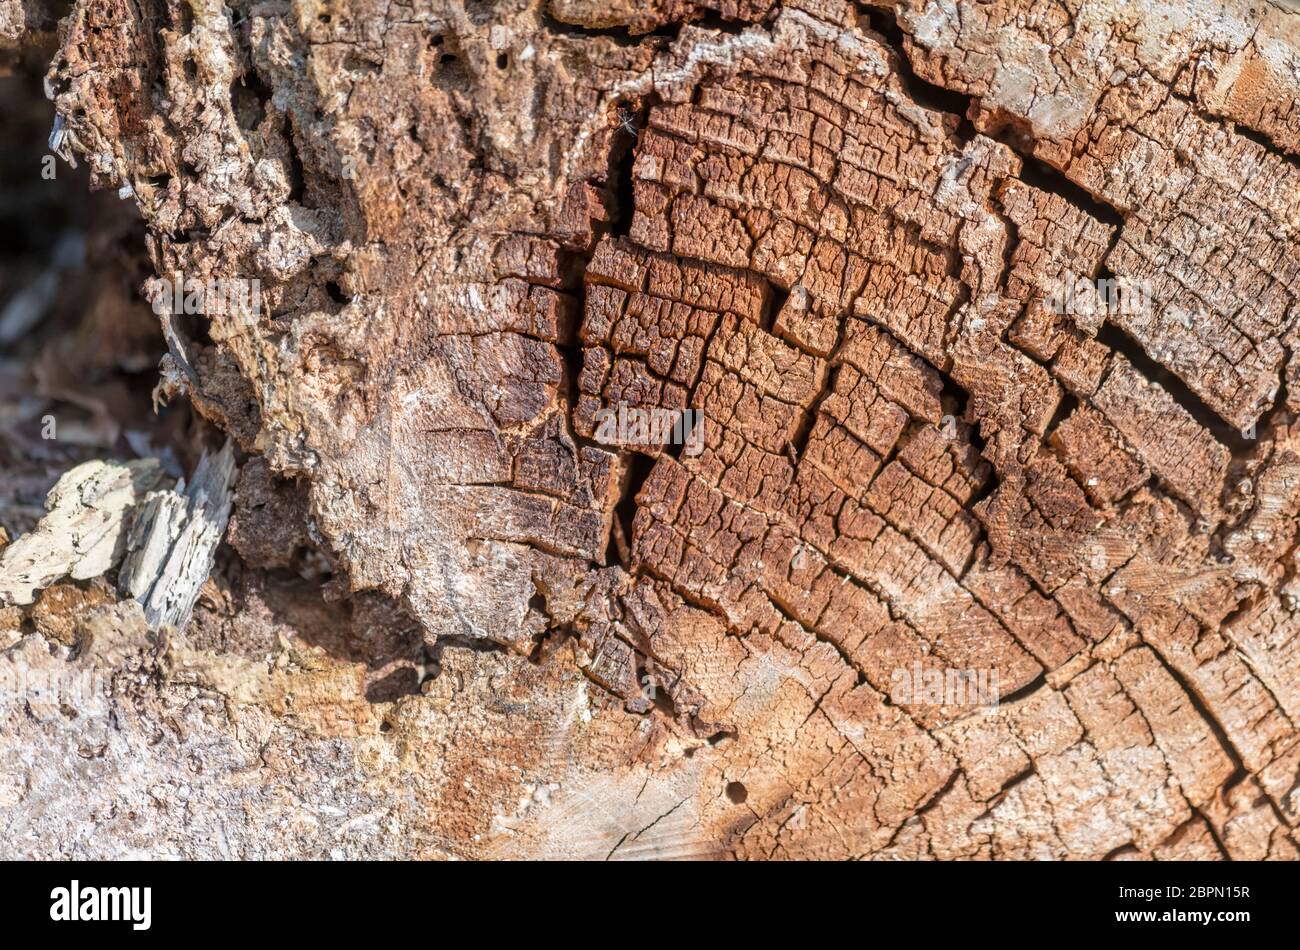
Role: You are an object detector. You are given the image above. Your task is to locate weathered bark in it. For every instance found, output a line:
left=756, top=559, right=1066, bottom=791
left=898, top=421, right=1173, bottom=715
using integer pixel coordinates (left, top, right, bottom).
left=2, top=0, right=1300, bottom=859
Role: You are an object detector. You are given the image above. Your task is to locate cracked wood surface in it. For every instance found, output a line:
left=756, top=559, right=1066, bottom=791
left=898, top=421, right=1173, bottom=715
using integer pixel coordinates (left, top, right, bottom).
left=3, top=0, right=1300, bottom=859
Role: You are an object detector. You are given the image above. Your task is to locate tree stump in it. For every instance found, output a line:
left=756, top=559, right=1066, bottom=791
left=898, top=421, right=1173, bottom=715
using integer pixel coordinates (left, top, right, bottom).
left=2, top=0, right=1300, bottom=859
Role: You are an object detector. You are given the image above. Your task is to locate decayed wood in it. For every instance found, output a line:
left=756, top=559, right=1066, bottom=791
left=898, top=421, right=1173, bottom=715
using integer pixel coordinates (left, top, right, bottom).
left=0, top=444, right=234, bottom=632
left=0, top=459, right=165, bottom=605
left=3, top=0, right=1300, bottom=860
left=118, top=441, right=236, bottom=630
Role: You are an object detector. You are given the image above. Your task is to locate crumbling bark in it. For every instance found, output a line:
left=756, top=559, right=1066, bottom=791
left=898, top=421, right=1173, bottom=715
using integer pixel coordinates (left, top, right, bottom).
left=3, top=0, right=1300, bottom=859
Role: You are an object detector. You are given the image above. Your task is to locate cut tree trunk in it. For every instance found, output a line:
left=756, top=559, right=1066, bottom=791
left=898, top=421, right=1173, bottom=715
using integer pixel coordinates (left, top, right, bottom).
left=3, top=0, right=1300, bottom=859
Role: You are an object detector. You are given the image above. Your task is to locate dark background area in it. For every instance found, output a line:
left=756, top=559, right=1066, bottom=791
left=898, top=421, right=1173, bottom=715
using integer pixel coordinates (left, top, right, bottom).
left=0, top=38, right=188, bottom=538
